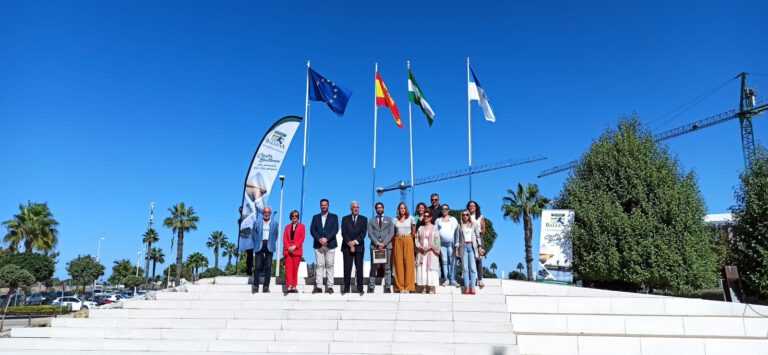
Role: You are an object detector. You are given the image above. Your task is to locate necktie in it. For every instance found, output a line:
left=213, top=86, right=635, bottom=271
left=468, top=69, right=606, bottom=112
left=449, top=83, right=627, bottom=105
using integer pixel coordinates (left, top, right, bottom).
left=353, top=216, right=356, bottom=225
left=378, top=216, right=382, bottom=228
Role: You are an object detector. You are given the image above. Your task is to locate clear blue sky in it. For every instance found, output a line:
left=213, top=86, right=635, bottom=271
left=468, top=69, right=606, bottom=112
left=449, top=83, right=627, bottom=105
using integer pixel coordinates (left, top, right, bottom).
left=2, top=1, right=767, bottom=280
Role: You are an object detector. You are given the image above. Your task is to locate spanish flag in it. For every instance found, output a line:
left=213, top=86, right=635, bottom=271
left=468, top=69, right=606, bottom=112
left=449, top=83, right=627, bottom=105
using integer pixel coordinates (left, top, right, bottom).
left=375, top=72, right=403, bottom=128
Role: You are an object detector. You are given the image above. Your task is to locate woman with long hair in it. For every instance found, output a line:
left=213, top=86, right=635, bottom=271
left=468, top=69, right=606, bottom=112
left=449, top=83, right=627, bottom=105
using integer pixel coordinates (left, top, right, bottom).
left=456, top=209, right=482, bottom=295
left=415, top=210, right=441, bottom=293
left=392, top=202, right=416, bottom=293
left=414, top=202, right=428, bottom=229
left=283, top=210, right=305, bottom=293
left=467, top=200, right=486, bottom=288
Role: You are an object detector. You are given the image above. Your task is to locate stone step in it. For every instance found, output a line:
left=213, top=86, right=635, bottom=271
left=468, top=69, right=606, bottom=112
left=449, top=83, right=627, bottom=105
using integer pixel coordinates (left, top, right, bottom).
left=510, top=313, right=768, bottom=338
left=123, top=299, right=508, bottom=312
left=10, top=327, right=516, bottom=345
left=515, top=334, right=768, bottom=355
left=502, top=280, right=663, bottom=298
left=187, top=284, right=503, bottom=294
left=88, top=308, right=511, bottom=322
left=214, top=276, right=502, bottom=287
left=155, top=291, right=507, bottom=304
left=506, top=295, right=768, bottom=317
left=50, top=317, right=516, bottom=333
left=0, top=338, right=518, bottom=354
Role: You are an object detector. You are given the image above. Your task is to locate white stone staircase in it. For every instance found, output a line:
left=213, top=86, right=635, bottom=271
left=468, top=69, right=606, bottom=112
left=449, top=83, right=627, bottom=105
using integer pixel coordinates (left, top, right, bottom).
left=1, top=276, right=518, bottom=354
left=503, top=280, right=768, bottom=354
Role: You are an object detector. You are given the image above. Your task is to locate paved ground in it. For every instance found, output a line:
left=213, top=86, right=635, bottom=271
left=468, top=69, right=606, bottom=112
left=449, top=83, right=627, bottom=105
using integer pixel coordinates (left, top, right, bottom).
left=1, top=316, right=51, bottom=329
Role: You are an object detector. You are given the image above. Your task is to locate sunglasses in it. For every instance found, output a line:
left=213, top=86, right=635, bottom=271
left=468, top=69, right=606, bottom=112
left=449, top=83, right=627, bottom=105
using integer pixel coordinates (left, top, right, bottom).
left=462, top=213, right=470, bottom=216
left=290, top=215, right=299, bottom=218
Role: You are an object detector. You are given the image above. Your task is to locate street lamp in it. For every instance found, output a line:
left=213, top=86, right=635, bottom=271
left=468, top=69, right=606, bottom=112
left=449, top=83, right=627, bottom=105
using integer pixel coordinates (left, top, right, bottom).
left=135, top=251, right=142, bottom=296
left=275, top=175, right=285, bottom=277
left=94, top=237, right=106, bottom=292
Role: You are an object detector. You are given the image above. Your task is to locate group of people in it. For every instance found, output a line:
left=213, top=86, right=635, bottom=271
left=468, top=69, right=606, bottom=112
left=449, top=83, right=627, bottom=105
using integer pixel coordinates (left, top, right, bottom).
left=242, top=193, right=486, bottom=296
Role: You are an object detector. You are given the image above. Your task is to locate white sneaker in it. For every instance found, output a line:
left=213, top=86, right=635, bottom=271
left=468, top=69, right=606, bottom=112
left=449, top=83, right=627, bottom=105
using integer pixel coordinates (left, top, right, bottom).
left=450, top=281, right=459, bottom=287
left=478, top=280, right=485, bottom=288
left=442, top=280, right=450, bottom=287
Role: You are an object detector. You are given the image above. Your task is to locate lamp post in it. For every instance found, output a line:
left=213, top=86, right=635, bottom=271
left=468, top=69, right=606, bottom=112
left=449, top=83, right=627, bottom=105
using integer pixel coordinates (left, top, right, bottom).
left=135, top=251, right=142, bottom=296
left=275, top=175, right=285, bottom=277
left=94, top=237, right=106, bottom=292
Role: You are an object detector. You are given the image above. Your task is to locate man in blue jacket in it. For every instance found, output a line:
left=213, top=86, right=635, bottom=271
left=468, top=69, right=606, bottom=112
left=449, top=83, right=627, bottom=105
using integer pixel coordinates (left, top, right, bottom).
left=310, top=199, right=339, bottom=294
left=251, top=206, right=279, bottom=293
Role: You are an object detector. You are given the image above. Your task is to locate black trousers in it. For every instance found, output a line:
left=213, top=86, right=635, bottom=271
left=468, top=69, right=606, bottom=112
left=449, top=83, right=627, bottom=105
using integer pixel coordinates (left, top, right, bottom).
left=253, top=240, right=273, bottom=289
left=343, top=249, right=364, bottom=292
left=245, top=248, right=254, bottom=275
left=476, top=257, right=484, bottom=280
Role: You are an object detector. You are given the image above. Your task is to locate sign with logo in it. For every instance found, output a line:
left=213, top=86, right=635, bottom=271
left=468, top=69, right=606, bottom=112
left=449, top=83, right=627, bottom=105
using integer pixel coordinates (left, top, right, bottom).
left=238, top=116, right=303, bottom=250
left=537, top=209, right=574, bottom=282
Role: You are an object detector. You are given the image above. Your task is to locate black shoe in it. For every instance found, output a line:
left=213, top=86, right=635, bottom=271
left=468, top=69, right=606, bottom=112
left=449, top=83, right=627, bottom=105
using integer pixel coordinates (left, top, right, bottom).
left=312, top=288, right=322, bottom=294
left=251, top=285, right=259, bottom=294
left=367, top=287, right=375, bottom=293
left=326, top=288, right=334, bottom=294
left=384, top=287, right=392, bottom=293
left=358, top=289, right=364, bottom=296
left=341, top=289, right=349, bottom=295
left=262, top=288, right=270, bottom=293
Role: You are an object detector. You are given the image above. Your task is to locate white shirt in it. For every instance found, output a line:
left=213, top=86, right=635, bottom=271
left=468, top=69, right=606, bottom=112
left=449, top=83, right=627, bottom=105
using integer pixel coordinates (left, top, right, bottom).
left=321, top=213, right=327, bottom=228
left=436, top=216, right=458, bottom=243
left=463, top=224, right=473, bottom=243
left=394, top=215, right=415, bottom=235
left=262, top=220, right=270, bottom=241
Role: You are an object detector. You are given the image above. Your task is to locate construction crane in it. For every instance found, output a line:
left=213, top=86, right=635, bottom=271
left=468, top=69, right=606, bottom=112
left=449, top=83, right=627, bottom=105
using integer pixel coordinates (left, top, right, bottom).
left=377, top=155, right=548, bottom=202
left=538, top=72, right=767, bottom=178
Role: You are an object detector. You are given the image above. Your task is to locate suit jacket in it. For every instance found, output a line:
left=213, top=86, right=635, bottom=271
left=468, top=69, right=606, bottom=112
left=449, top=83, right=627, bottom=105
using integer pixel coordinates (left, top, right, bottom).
left=367, top=215, right=395, bottom=250
left=283, top=223, right=306, bottom=257
left=310, top=212, right=339, bottom=249
left=341, top=214, right=368, bottom=254
left=251, top=218, right=280, bottom=253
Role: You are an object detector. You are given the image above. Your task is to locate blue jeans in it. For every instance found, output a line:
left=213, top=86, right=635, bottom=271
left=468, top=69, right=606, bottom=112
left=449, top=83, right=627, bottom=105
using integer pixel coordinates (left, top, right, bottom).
left=439, top=241, right=455, bottom=283
left=462, top=245, right=477, bottom=287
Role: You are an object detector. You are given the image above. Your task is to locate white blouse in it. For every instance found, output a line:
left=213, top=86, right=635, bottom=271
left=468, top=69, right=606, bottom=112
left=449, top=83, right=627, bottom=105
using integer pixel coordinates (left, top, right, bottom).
left=394, top=215, right=415, bottom=235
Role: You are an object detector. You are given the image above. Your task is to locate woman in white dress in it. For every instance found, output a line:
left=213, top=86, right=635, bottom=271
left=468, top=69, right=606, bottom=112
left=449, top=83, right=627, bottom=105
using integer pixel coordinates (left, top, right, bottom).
left=415, top=210, right=441, bottom=294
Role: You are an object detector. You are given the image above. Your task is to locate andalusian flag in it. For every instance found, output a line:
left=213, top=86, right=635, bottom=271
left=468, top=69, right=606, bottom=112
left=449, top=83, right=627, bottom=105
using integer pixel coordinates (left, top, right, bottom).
left=375, top=72, right=403, bottom=128
left=408, top=69, right=435, bottom=126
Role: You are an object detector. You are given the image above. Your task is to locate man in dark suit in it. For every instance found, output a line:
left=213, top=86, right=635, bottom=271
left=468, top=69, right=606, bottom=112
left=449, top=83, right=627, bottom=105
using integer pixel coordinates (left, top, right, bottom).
left=310, top=198, right=339, bottom=294
left=341, top=201, right=367, bottom=295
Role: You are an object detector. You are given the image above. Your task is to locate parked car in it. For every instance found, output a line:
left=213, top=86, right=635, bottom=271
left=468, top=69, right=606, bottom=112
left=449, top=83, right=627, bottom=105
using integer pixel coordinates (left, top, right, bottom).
left=92, top=295, right=114, bottom=306
left=25, top=292, right=49, bottom=306
left=51, top=297, right=97, bottom=311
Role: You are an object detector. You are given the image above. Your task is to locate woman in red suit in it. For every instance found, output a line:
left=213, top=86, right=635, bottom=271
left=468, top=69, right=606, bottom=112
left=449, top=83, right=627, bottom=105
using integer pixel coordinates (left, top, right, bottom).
left=283, top=210, right=305, bottom=293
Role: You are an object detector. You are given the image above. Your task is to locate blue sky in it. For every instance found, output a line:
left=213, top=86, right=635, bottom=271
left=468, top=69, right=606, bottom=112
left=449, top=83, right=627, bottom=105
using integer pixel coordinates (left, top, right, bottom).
left=1, top=1, right=767, bottom=280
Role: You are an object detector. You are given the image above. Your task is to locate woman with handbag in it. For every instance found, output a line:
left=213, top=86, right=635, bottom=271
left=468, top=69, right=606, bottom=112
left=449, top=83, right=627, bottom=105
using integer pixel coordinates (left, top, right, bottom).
left=415, top=210, right=441, bottom=294
left=283, top=210, right=305, bottom=293
left=455, top=210, right=482, bottom=295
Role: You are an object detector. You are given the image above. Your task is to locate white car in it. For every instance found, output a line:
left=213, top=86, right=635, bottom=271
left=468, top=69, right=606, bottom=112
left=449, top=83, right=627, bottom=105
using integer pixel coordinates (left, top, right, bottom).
left=51, top=297, right=97, bottom=311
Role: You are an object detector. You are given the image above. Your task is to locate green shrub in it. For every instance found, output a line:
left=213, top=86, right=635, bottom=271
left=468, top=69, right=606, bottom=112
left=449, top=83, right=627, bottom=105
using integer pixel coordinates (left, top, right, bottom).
left=4, top=305, right=68, bottom=315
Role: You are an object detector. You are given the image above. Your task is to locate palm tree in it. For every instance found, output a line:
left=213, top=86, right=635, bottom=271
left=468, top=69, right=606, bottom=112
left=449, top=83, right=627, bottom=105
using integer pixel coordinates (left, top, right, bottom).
left=222, top=242, right=237, bottom=269
left=490, top=262, right=498, bottom=276
left=187, top=252, right=209, bottom=282
left=502, top=183, right=550, bottom=281
left=516, top=262, right=524, bottom=274
left=163, top=203, right=199, bottom=284
left=148, top=247, right=165, bottom=281
left=142, top=228, right=159, bottom=281
left=205, top=231, right=228, bottom=270
left=2, top=202, right=59, bottom=254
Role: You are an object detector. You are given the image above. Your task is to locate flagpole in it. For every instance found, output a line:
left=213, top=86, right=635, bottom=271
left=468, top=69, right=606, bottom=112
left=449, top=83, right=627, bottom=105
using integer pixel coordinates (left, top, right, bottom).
left=407, top=60, right=415, bottom=212
left=372, top=62, right=379, bottom=216
left=467, top=57, right=473, bottom=201
left=300, top=60, right=310, bottom=223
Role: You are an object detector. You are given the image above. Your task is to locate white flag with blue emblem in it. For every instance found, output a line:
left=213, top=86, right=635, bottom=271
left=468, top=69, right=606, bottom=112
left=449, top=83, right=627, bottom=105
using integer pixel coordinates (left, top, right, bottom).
left=468, top=66, right=496, bottom=122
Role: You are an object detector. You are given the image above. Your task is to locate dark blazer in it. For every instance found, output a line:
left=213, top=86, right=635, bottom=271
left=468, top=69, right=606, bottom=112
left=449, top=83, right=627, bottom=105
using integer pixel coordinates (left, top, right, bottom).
left=310, top=212, right=339, bottom=249
left=341, top=214, right=368, bottom=254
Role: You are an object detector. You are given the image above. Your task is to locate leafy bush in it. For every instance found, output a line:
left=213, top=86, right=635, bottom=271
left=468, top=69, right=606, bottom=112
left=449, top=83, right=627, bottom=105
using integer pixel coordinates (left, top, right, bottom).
left=199, top=267, right=226, bottom=279
left=4, top=305, right=68, bottom=315
left=0, top=253, right=55, bottom=282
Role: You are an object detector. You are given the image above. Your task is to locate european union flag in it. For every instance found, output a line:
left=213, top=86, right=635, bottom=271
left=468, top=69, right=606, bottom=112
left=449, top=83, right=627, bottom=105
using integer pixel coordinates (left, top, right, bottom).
left=308, top=68, right=352, bottom=117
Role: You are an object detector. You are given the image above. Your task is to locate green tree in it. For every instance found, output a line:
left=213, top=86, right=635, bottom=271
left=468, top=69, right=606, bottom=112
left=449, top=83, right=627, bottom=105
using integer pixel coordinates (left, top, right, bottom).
left=502, top=183, right=550, bottom=281
left=729, top=148, right=768, bottom=298
left=163, top=203, right=199, bottom=285
left=186, top=252, right=208, bottom=281
left=555, top=117, right=717, bottom=295
left=123, top=275, right=143, bottom=290
left=108, top=259, right=144, bottom=285
left=508, top=270, right=527, bottom=280
left=0, top=264, right=37, bottom=329
left=0, top=253, right=55, bottom=282
left=490, top=262, right=498, bottom=276
left=142, top=228, right=159, bottom=282
left=148, top=247, right=165, bottom=281
left=222, top=242, right=237, bottom=269
left=161, top=262, right=193, bottom=286
left=516, top=262, right=524, bottom=274
left=2, top=202, right=59, bottom=254
left=206, top=231, right=228, bottom=270
left=66, top=255, right=105, bottom=293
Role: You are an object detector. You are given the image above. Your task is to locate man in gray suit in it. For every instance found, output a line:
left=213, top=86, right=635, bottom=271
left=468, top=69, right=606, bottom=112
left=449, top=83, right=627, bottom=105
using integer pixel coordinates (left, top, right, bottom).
left=367, top=202, right=395, bottom=293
